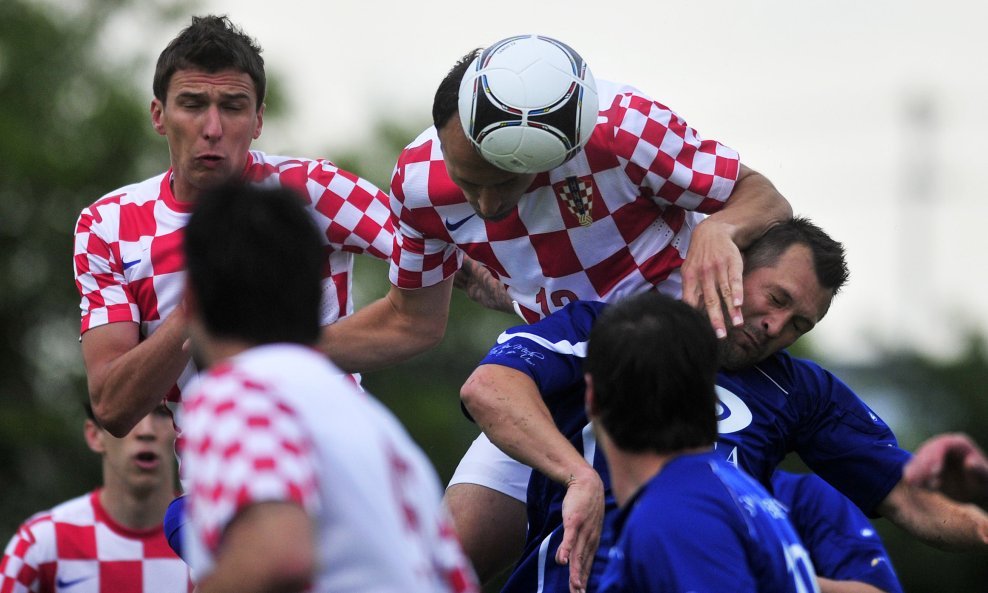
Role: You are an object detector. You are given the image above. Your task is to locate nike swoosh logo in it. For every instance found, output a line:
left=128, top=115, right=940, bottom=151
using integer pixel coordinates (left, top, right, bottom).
left=122, top=259, right=141, bottom=270
left=444, top=213, right=476, bottom=231
left=57, top=576, right=92, bottom=588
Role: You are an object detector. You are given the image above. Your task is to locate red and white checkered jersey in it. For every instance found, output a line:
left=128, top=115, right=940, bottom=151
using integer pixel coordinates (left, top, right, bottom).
left=180, top=344, right=477, bottom=593
left=390, top=80, right=740, bottom=322
left=73, top=151, right=393, bottom=413
left=0, top=490, right=191, bottom=593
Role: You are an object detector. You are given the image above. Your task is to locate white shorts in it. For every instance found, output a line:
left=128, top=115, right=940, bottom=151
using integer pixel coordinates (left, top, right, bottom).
left=448, top=432, right=532, bottom=502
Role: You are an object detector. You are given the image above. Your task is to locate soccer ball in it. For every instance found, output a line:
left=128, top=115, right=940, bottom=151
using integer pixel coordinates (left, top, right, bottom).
left=458, top=35, right=599, bottom=174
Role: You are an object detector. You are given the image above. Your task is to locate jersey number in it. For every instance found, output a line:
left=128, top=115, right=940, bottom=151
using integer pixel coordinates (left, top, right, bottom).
left=535, top=288, right=578, bottom=317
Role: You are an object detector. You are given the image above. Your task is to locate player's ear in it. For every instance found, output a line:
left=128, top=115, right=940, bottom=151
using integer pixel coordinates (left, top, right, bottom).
left=150, top=99, right=166, bottom=136
left=84, top=419, right=106, bottom=455
left=584, top=372, right=598, bottom=419
left=253, top=102, right=265, bottom=140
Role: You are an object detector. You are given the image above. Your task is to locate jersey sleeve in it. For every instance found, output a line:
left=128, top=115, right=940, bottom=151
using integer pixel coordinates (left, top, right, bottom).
left=774, top=472, right=904, bottom=593
left=287, top=160, right=394, bottom=261
left=387, top=142, right=464, bottom=290
left=602, top=87, right=740, bottom=214
left=478, top=301, right=604, bottom=396
left=0, top=517, right=55, bottom=593
left=73, top=202, right=140, bottom=333
left=181, top=373, right=321, bottom=555
left=788, top=357, right=913, bottom=516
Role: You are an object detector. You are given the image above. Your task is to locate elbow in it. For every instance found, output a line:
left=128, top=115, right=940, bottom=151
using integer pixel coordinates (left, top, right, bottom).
left=90, top=398, right=134, bottom=438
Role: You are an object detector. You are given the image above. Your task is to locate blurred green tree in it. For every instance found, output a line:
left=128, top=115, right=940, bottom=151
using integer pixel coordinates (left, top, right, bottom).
left=0, top=0, right=196, bottom=532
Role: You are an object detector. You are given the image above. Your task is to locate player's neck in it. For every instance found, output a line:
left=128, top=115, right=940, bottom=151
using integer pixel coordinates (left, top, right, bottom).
left=100, top=480, right=174, bottom=531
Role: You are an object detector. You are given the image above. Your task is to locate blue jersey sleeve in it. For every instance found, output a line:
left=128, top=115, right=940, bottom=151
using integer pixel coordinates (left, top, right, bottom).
left=773, top=471, right=904, bottom=593
left=478, top=300, right=606, bottom=397
left=784, top=354, right=912, bottom=516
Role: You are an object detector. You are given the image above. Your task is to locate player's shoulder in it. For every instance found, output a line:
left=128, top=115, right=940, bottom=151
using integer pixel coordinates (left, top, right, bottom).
left=501, top=300, right=607, bottom=345
left=11, top=492, right=95, bottom=545
left=396, top=127, right=441, bottom=165
left=81, top=171, right=169, bottom=215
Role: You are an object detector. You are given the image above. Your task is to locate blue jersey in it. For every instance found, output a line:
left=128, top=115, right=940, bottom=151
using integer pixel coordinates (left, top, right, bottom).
left=484, top=300, right=911, bottom=593
left=480, top=300, right=910, bottom=514
left=772, top=471, right=904, bottom=593
left=596, top=452, right=817, bottom=593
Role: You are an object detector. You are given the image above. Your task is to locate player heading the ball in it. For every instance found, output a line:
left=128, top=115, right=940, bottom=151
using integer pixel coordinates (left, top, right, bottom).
left=458, top=34, right=599, bottom=174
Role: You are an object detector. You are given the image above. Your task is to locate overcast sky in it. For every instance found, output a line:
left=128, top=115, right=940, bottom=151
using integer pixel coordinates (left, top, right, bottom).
left=108, top=0, right=988, bottom=363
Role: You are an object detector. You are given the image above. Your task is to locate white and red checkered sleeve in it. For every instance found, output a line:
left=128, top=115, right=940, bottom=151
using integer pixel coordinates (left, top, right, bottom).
left=292, top=160, right=394, bottom=261
left=606, top=90, right=741, bottom=214
left=181, top=371, right=321, bottom=554
left=73, top=199, right=140, bottom=334
left=388, top=144, right=464, bottom=289
left=0, top=516, right=55, bottom=593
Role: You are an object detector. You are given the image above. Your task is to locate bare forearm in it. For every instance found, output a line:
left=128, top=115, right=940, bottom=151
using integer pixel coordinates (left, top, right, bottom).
left=84, top=314, right=189, bottom=436
left=704, top=164, right=792, bottom=249
left=320, top=282, right=451, bottom=373
left=880, top=480, right=988, bottom=551
left=461, top=366, right=592, bottom=485
left=817, top=576, right=889, bottom=593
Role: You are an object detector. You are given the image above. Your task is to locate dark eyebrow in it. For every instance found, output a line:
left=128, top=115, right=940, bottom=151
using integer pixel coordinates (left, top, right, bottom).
left=174, top=90, right=252, bottom=102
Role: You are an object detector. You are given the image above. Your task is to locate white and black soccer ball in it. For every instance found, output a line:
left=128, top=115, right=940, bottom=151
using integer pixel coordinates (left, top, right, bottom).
left=458, top=34, right=599, bottom=174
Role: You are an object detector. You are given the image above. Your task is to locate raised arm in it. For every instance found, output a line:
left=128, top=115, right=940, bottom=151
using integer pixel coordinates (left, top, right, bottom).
left=681, top=164, right=791, bottom=337
left=878, top=477, right=988, bottom=551
left=81, top=311, right=190, bottom=437
left=903, top=432, right=988, bottom=507
left=320, top=278, right=453, bottom=373
left=461, top=364, right=603, bottom=593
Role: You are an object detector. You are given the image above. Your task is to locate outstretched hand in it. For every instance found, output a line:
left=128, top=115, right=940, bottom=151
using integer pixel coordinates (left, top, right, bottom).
left=555, top=467, right=606, bottom=593
left=904, top=433, right=988, bottom=507
left=680, top=218, right=744, bottom=338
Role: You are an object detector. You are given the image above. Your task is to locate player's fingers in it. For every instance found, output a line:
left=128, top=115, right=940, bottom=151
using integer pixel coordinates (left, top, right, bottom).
left=555, top=530, right=573, bottom=565
left=568, top=553, right=586, bottom=593
left=726, top=262, right=744, bottom=326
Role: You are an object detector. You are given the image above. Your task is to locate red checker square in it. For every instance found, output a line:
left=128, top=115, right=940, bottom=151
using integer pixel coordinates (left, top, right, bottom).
left=143, top=534, right=177, bottom=559
left=118, top=201, right=157, bottom=243
left=648, top=148, right=677, bottom=181
left=54, top=524, right=96, bottom=559
left=715, top=153, right=739, bottom=179
left=353, top=215, right=387, bottom=246
left=460, top=243, right=508, bottom=279
left=585, top=248, right=636, bottom=297
left=529, top=231, right=584, bottom=278
left=484, top=214, right=529, bottom=242
left=689, top=173, right=716, bottom=204
left=413, top=207, right=449, bottom=242
left=276, top=161, right=310, bottom=193
left=130, top=277, right=160, bottom=322
left=100, top=560, right=141, bottom=593
left=675, top=142, right=697, bottom=168
left=610, top=201, right=658, bottom=245
left=428, top=163, right=466, bottom=207
left=148, top=230, right=184, bottom=276
left=83, top=232, right=111, bottom=261
left=655, top=181, right=686, bottom=204
left=315, top=190, right=345, bottom=219
left=422, top=250, right=448, bottom=273
left=638, top=245, right=684, bottom=284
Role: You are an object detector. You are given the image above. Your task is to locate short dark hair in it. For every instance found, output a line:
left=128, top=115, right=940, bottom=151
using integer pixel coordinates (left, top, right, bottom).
left=153, top=15, right=266, bottom=105
left=184, top=184, right=324, bottom=345
left=585, top=293, right=720, bottom=454
left=745, top=216, right=849, bottom=294
left=432, top=48, right=481, bottom=131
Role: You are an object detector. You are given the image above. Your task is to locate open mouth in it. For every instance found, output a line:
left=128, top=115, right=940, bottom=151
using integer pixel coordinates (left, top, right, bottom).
left=134, top=451, right=160, bottom=470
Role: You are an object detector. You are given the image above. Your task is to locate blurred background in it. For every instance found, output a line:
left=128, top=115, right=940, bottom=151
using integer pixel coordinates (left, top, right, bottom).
left=2, top=0, right=986, bottom=590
